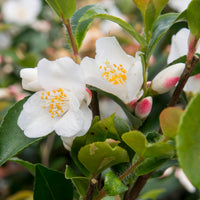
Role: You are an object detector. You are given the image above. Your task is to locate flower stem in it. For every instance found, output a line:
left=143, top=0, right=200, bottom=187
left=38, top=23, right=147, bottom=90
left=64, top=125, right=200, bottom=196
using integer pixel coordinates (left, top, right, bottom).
left=62, top=15, right=80, bottom=64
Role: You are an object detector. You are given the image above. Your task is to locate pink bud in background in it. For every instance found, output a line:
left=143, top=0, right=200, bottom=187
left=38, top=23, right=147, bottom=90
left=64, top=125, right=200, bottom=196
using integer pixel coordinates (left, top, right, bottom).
left=135, top=96, right=152, bottom=119
left=151, top=63, right=185, bottom=94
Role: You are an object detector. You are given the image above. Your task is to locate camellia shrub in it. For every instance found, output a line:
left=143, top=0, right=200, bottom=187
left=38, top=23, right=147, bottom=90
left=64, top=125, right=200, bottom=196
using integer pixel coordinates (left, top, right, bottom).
left=1, top=0, right=200, bottom=199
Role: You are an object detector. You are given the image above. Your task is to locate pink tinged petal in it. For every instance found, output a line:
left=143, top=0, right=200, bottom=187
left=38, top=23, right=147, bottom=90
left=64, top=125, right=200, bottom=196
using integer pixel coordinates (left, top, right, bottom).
left=184, top=73, right=200, bottom=94
left=127, top=99, right=138, bottom=112
left=167, top=28, right=190, bottom=64
left=135, top=97, right=152, bottom=119
left=20, top=68, right=43, bottom=92
left=151, top=63, right=185, bottom=94
left=38, top=57, right=85, bottom=91
left=55, top=103, right=92, bottom=137
left=17, top=92, right=58, bottom=138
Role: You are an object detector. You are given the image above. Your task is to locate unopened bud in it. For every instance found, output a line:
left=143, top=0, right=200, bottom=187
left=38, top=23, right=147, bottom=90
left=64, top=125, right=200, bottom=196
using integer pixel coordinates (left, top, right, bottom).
left=151, top=63, right=185, bottom=94
left=20, top=68, right=42, bottom=91
left=135, top=96, right=152, bottom=119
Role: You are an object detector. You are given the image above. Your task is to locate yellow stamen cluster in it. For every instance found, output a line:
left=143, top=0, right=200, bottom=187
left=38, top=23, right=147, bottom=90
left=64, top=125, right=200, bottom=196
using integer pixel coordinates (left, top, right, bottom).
left=40, top=88, right=68, bottom=118
left=99, top=61, right=127, bottom=85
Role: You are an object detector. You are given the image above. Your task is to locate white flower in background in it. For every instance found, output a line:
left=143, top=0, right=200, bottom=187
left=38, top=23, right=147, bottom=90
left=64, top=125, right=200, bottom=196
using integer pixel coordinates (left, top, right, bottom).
left=2, top=0, right=41, bottom=25
left=168, top=28, right=200, bottom=95
left=18, top=57, right=92, bottom=141
left=168, top=0, right=191, bottom=12
left=0, top=32, right=11, bottom=50
left=99, top=0, right=127, bottom=35
left=81, top=37, right=143, bottom=104
left=175, top=168, right=196, bottom=193
left=167, top=28, right=200, bottom=64
left=151, top=63, right=185, bottom=94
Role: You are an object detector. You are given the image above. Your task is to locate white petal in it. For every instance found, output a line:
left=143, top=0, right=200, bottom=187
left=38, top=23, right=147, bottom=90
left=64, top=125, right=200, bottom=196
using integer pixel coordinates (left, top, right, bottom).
left=60, top=135, right=76, bottom=151
left=167, top=28, right=190, bottom=64
left=95, top=37, right=135, bottom=68
left=184, top=74, right=200, bottom=94
left=20, top=68, right=43, bottom=92
left=126, top=53, right=143, bottom=102
left=55, top=103, right=92, bottom=137
left=38, top=57, right=85, bottom=91
left=168, top=0, right=191, bottom=12
left=18, top=92, right=58, bottom=138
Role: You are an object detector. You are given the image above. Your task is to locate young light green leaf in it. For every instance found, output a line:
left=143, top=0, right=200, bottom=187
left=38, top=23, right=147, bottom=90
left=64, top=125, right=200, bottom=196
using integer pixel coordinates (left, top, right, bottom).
left=122, top=131, right=148, bottom=156
left=34, top=164, right=73, bottom=200
left=79, top=6, right=147, bottom=46
left=177, top=93, right=200, bottom=188
left=45, top=0, right=76, bottom=19
left=160, top=107, right=184, bottom=138
left=88, top=86, right=142, bottom=129
left=135, top=156, right=170, bottom=176
left=78, top=142, right=129, bottom=175
left=0, top=97, right=42, bottom=166
left=187, top=0, right=200, bottom=37
left=104, top=171, right=128, bottom=196
left=144, top=142, right=175, bottom=158
left=9, top=157, right=35, bottom=176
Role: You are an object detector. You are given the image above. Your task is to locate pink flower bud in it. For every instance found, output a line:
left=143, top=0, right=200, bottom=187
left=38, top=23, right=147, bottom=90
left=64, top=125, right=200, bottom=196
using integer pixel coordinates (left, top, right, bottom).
left=135, top=97, right=152, bottom=119
left=151, top=63, right=185, bottom=94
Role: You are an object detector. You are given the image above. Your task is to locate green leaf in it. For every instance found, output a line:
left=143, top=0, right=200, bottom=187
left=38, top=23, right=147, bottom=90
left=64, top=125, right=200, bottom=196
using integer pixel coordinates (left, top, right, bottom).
left=86, top=114, right=119, bottom=144
left=147, top=13, right=179, bottom=61
left=34, top=164, right=73, bottom=200
left=45, top=0, right=76, bottom=19
left=160, top=107, right=184, bottom=138
left=9, top=157, right=35, bottom=176
left=140, top=188, right=166, bottom=200
left=187, top=0, right=200, bottom=37
left=177, top=93, right=200, bottom=188
left=79, top=5, right=147, bottom=46
left=144, top=142, right=175, bottom=158
left=135, top=156, right=170, bottom=176
left=78, top=142, right=129, bottom=175
left=114, top=117, right=130, bottom=137
left=65, top=166, right=89, bottom=197
left=104, top=171, right=128, bottom=196
left=0, top=97, right=42, bottom=166
left=122, top=131, right=148, bottom=156
left=88, top=86, right=142, bottom=129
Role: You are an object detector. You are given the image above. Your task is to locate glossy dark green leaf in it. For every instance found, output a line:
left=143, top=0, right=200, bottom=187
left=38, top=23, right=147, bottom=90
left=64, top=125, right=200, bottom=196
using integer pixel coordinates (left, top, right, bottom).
left=187, top=0, right=200, bottom=37
left=88, top=86, right=142, bottom=129
left=147, top=13, right=179, bottom=61
left=177, top=93, right=200, bottom=187
left=122, top=131, right=148, bottom=156
left=79, top=6, right=147, bottom=46
left=135, top=156, right=170, bottom=176
left=78, top=142, right=129, bottom=175
left=9, top=157, right=35, bottom=176
left=34, top=164, right=73, bottom=200
left=139, top=189, right=166, bottom=200
left=0, top=97, right=42, bottom=166
left=104, top=171, right=128, bottom=196
left=114, top=117, right=130, bottom=137
left=45, top=0, right=76, bottom=19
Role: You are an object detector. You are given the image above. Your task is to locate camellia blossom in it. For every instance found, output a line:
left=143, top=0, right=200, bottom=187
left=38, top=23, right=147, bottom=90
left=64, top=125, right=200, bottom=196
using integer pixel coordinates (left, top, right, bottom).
left=80, top=37, right=143, bottom=104
left=18, top=57, right=92, bottom=140
left=2, top=0, right=41, bottom=25
left=151, top=63, right=185, bottom=94
left=168, top=0, right=191, bottom=13
left=183, top=74, right=200, bottom=94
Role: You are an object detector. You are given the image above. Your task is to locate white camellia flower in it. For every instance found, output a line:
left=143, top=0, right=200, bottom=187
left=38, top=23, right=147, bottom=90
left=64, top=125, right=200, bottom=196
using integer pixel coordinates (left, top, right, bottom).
left=168, top=0, right=191, bottom=12
left=80, top=37, right=143, bottom=104
left=2, top=0, right=41, bottom=25
left=18, top=57, right=92, bottom=140
left=168, top=28, right=200, bottom=64
left=184, top=74, right=200, bottom=94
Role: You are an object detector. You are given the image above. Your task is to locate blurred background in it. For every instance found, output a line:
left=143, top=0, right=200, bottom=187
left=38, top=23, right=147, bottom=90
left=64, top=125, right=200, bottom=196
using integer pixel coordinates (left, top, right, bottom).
left=0, top=0, right=197, bottom=199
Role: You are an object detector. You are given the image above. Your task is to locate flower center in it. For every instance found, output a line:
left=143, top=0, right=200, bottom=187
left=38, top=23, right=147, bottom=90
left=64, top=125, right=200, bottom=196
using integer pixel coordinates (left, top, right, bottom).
left=99, top=61, right=127, bottom=85
left=40, top=88, right=69, bottom=118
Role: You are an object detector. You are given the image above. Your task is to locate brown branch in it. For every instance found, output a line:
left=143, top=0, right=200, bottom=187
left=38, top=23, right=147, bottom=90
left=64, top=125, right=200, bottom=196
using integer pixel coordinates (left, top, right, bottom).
left=90, top=91, right=100, bottom=118
left=85, top=178, right=98, bottom=200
